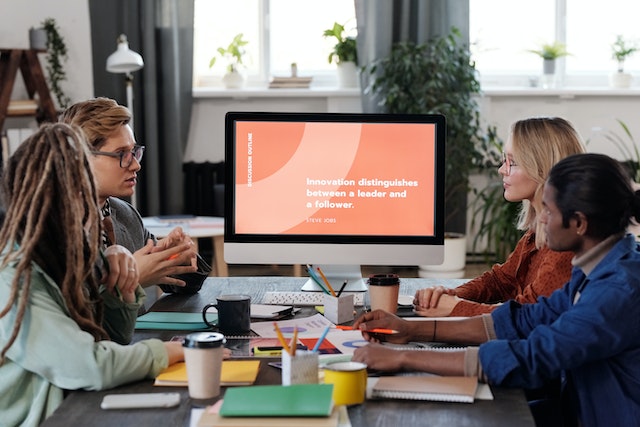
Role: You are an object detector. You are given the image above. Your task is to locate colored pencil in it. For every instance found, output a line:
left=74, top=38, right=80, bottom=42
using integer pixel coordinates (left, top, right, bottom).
left=305, top=264, right=330, bottom=294
left=312, top=325, right=331, bottom=352
left=273, top=322, right=291, bottom=355
left=315, top=266, right=336, bottom=296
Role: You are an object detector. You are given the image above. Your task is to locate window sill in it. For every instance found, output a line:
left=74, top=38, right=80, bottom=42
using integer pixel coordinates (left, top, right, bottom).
left=193, top=86, right=361, bottom=99
left=481, top=86, right=640, bottom=98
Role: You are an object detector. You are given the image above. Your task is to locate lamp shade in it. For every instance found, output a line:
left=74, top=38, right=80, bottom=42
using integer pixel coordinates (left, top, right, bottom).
left=106, top=34, right=144, bottom=73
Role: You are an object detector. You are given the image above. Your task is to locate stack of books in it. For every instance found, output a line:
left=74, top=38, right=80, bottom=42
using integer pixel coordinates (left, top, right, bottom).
left=269, top=76, right=313, bottom=89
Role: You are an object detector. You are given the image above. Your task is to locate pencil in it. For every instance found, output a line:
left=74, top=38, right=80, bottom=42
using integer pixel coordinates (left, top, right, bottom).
left=315, top=266, right=336, bottom=296
left=306, top=264, right=330, bottom=294
left=336, top=280, right=348, bottom=297
left=312, top=325, right=331, bottom=352
left=273, top=322, right=291, bottom=355
left=290, top=327, right=299, bottom=356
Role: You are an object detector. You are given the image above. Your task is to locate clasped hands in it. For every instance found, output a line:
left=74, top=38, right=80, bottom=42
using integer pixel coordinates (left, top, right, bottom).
left=412, top=285, right=460, bottom=317
left=135, top=226, right=198, bottom=288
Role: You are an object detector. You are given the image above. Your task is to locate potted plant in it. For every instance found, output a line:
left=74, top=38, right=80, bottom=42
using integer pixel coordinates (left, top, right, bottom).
left=367, top=28, right=486, bottom=277
left=323, top=22, right=358, bottom=88
left=33, top=17, right=70, bottom=109
left=610, top=35, right=638, bottom=88
left=527, top=41, right=569, bottom=88
left=209, top=33, right=249, bottom=89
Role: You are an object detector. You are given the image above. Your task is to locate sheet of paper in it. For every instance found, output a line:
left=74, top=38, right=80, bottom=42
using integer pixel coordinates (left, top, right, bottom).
left=250, top=313, right=334, bottom=338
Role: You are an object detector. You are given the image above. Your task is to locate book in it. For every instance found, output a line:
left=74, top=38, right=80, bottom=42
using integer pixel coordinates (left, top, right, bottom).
left=198, top=404, right=340, bottom=427
left=219, top=384, right=334, bottom=417
left=268, top=76, right=312, bottom=89
left=371, top=375, right=478, bottom=403
left=154, top=360, right=260, bottom=386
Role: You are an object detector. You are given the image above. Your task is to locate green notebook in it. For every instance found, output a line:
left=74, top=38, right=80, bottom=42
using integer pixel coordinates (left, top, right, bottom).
left=135, top=311, right=216, bottom=330
left=219, top=384, right=334, bottom=417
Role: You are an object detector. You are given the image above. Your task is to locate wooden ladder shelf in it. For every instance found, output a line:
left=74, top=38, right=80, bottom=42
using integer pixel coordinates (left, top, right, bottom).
left=0, top=48, right=58, bottom=131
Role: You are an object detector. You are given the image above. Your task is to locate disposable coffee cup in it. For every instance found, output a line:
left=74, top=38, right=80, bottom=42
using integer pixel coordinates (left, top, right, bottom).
left=324, top=361, right=368, bottom=405
left=182, top=332, right=226, bottom=399
left=202, top=294, right=251, bottom=335
left=367, top=273, right=400, bottom=313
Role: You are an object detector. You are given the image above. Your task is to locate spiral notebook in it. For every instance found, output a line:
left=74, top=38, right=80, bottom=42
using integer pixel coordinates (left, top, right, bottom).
left=371, top=375, right=478, bottom=403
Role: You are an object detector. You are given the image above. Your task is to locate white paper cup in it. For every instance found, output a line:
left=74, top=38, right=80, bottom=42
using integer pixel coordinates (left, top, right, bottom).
left=183, top=332, right=226, bottom=399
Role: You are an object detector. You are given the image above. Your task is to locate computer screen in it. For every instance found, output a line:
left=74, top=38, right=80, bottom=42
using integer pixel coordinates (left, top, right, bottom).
left=224, top=111, right=446, bottom=291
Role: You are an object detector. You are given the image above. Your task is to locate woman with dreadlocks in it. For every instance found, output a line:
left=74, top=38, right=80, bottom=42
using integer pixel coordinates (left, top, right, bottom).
left=0, top=123, right=184, bottom=427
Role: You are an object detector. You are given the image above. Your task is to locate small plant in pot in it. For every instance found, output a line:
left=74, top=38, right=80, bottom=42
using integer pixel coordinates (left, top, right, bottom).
left=528, top=41, right=569, bottom=87
left=209, top=33, right=249, bottom=89
left=323, top=21, right=358, bottom=88
left=610, top=35, right=638, bottom=88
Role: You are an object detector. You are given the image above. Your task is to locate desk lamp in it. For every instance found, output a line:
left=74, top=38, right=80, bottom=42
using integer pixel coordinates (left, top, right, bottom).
left=106, top=33, right=144, bottom=207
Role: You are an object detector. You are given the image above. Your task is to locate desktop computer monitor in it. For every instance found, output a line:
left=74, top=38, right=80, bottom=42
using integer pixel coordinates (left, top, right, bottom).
left=224, top=111, right=446, bottom=292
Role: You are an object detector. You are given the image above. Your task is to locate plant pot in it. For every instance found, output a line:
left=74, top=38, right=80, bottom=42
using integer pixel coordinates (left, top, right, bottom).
left=609, top=72, right=633, bottom=88
left=337, top=61, right=359, bottom=88
left=222, top=70, right=246, bottom=89
left=418, top=232, right=466, bottom=279
left=29, top=28, right=47, bottom=50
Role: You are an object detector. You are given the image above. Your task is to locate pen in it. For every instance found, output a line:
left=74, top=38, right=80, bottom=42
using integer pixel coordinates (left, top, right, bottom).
left=312, top=325, right=331, bottom=352
left=306, top=264, right=330, bottom=294
left=334, top=325, right=398, bottom=334
left=290, top=327, right=299, bottom=356
left=315, top=266, right=336, bottom=296
left=273, top=322, right=291, bottom=355
left=336, top=280, right=348, bottom=297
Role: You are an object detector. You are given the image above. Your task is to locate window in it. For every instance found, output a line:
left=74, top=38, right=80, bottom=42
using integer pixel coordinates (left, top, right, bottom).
left=193, top=0, right=356, bottom=87
left=470, top=0, right=640, bottom=87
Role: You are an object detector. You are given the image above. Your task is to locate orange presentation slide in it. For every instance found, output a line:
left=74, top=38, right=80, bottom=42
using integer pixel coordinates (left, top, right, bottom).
left=234, top=120, right=437, bottom=236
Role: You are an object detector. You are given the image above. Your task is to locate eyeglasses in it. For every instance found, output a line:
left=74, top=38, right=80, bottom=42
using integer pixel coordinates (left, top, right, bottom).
left=501, top=152, right=517, bottom=176
left=93, top=145, right=145, bottom=168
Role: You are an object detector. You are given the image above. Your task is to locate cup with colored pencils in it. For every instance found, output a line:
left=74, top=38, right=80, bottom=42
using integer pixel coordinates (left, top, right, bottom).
left=275, top=324, right=319, bottom=385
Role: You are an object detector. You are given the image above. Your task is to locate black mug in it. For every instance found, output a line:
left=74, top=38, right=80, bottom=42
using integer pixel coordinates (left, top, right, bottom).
left=202, top=294, right=251, bottom=335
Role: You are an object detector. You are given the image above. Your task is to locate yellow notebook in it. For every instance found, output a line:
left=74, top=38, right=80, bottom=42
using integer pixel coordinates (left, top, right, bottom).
left=154, top=360, right=260, bottom=387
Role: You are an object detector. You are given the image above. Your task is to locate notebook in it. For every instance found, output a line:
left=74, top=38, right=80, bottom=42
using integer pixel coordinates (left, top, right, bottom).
left=154, top=360, right=260, bottom=386
left=371, top=375, right=478, bottom=403
left=219, top=384, right=334, bottom=417
left=198, top=405, right=340, bottom=427
left=135, top=311, right=216, bottom=330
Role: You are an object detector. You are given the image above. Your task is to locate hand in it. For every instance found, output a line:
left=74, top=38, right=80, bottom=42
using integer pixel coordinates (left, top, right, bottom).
left=154, top=226, right=194, bottom=253
left=352, top=343, right=404, bottom=372
left=103, top=245, right=139, bottom=303
left=413, top=293, right=461, bottom=317
left=413, top=286, right=457, bottom=309
left=134, top=240, right=198, bottom=288
left=352, top=309, right=412, bottom=344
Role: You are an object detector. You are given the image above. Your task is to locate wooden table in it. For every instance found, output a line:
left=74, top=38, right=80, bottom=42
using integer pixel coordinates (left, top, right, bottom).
left=142, top=216, right=227, bottom=276
left=40, top=277, right=535, bottom=427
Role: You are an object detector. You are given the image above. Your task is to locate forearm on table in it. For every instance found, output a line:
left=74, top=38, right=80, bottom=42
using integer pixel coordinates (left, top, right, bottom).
left=428, top=315, right=495, bottom=345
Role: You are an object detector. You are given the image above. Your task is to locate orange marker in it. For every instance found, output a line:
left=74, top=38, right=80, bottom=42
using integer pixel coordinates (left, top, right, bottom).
left=366, top=328, right=398, bottom=335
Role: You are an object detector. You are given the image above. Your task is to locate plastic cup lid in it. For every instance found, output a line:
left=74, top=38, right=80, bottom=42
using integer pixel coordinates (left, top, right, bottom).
left=183, top=332, right=226, bottom=348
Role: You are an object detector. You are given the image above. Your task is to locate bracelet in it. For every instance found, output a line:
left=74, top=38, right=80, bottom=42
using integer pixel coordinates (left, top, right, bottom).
left=432, top=320, right=437, bottom=342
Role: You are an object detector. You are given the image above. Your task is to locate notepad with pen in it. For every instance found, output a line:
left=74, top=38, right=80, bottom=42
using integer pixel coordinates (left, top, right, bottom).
left=371, top=375, right=478, bottom=403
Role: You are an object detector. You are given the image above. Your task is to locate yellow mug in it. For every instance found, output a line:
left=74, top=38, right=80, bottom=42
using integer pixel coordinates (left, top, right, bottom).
left=323, top=361, right=368, bottom=405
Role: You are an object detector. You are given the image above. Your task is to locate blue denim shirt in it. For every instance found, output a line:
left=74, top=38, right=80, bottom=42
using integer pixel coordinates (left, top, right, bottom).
left=479, top=234, right=640, bottom=427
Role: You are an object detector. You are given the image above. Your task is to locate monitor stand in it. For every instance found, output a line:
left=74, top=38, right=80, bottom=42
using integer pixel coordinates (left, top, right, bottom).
left=301, top=264, right=367, bottom=292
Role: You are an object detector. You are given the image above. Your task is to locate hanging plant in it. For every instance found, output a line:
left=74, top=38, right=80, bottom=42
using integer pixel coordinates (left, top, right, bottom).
left=42, top=17, right=70, bottom=109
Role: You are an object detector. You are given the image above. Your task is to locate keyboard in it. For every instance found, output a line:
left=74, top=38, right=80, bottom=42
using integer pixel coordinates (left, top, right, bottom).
left=263, top=291, right=365, bottom=306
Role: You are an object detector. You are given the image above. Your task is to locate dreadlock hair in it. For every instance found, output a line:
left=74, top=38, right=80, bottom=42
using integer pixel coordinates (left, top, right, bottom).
left=0, top=123, right=109, bottom=364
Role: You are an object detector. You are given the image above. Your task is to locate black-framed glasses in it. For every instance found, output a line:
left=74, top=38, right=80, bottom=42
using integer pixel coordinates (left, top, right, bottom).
left=501, top=152, right=517, bottom=176
left=93, top=145, right=145, bottom=168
